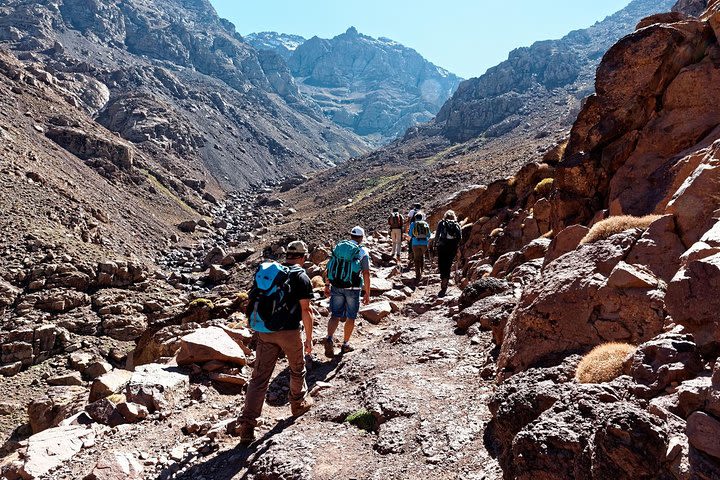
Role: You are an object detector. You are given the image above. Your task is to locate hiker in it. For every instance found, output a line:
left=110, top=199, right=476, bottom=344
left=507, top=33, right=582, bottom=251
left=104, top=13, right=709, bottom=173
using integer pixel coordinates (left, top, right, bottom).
left=406, top=203, right=421, bottom=270
left=388, top=207, right=404, bottom=260
left=324, top=226, right=371, bottom=356
left=408, top=212, right=432, bottom=283
left=235, top=240, right=315, bottom=444
left=435, top=210, right=462, bottom=297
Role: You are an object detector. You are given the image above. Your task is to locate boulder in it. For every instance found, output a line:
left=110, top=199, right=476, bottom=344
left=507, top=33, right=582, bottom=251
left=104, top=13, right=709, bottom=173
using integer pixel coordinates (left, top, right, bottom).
left=84, top=361, right=112, bottom=380
left=458, top=277, right=510, bottom=310
left=309, top=247, right=329, bottom=265
left=666, top=252, right=720, bottom=351
left=86, top=396, right=126, bottom=427
left=543, top=224, right=589, bottom=266
left=84, top=452, right=143, bottom=480
left=176, top=326, right=247, bottom=366
left=498, top=231, right=666, bottom=377
left=369, top=278, right=393, bottom=295
left=207, top=265, right=230, bottom=283
left=202, top=246, right=226, bottom=268
left=630, top=331, right=703, bottom=398
left=47, top=371, right=83, bottom=387
left=687, top=411, right=720, bottom=460
left=28, top=386, right=87, bottom=434
left=625, top=215, right=685, bottom=282
left=89, top=369, right=133, bottom=402
left=125, top=363, right=189, bottom=413
left=20, top=424, right=95, bottom=479
left=359, top=301, right=392, bottom=324
left=177, top=220, right=197, bottom=233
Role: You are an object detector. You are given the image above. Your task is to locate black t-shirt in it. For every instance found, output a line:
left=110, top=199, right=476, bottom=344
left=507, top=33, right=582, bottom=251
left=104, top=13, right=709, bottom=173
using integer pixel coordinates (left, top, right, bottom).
left=284, top=264, right=313, bottom=329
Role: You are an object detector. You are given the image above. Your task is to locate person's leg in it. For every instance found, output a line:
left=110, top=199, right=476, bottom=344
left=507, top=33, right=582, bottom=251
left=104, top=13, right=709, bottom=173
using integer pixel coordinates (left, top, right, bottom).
left=341, top=289, right=361, bottom=351
left=391, top=230, right=401, bottom=257
left=276, top=330, right=309, bottom=410
left=413, top=245, right=423, bottom=280
left=239, top=334, right=281, bottom=427
left=327, top=287, right=347, bottom=357
left=407, top=239, right=414, bottom=269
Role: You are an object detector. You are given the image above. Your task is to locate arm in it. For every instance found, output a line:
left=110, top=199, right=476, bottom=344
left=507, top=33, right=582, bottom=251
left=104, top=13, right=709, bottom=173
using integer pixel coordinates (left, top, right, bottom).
left=300, top=298, right=314, bottom=354
left=362, top=270, right=371, bottom=305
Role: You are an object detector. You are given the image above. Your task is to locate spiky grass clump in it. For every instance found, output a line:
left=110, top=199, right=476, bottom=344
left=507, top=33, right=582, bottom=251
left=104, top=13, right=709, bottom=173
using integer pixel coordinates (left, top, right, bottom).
left=534, top=178, right=555, bottom=197
left=189, top=298, right=215, bottom=309
left=345, top=409, right=377, bottom=432
left=575, top=342, right=636, bottom=384
left=580, top=215, right=661, bottom=245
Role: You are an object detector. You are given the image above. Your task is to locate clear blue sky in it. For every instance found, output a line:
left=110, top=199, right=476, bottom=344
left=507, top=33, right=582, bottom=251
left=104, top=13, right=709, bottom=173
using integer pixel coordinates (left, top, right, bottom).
left=209, top=0, right=630, bottom=79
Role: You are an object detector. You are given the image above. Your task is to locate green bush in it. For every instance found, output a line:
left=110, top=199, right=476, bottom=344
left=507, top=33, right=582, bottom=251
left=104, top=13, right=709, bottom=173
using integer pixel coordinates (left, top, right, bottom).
left=345, top=409, right=377, bottom=432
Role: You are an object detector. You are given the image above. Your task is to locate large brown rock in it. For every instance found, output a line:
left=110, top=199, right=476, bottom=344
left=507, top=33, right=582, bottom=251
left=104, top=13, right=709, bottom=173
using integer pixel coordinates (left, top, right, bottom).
left=687, top=411, right=720, bottom=460
left=176, top=326, right=246, bottom=366
left=359, top=300, right=392, bottom=325
left=666, top=252, right=720, bottom=351
left=28, top=386, right=87, bottom=434
left=89, top=369, right=133, bottom=402
left=85, top=452, right=144, bottom=480
left=543, top=224, right=589, bottom=266
left=625, top=215, right=686, bottom=281
left=498, top=231, right=666, bottom=377
left=630, top=331, right=703, bottom=398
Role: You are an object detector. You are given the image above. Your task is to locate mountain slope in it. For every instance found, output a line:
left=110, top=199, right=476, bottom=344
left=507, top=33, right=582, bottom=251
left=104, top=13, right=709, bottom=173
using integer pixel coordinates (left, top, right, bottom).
left=245, top=32, right=306, bottom=61
left=277, top=0, right=679, bottom=245
left=251, top=28, right=462, bottom=146
left=0, top=0, right=367, bottom=192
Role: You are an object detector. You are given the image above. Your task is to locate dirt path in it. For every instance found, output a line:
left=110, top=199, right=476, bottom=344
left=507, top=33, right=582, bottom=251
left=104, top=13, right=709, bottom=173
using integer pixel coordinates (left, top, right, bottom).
left=175, top=278, right=501, bottom=480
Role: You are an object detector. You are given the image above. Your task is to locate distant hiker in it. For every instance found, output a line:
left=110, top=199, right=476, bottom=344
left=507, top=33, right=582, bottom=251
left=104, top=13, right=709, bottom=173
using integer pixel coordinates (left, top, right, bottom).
left=435, top=210, right=462, bottom=297
left=324, top=226, right=371, bottom=356
left=388, top=207, right=404, bottom=260
left=235, top=240, right=315, bottom=444
left=406, top=203, right=421, bottom=270
left=409, top=212, right=432, bottom=283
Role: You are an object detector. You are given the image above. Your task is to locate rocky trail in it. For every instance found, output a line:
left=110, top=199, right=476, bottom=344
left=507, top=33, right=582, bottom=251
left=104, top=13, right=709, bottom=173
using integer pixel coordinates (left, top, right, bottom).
left=1, top=223, right=502, bottom=480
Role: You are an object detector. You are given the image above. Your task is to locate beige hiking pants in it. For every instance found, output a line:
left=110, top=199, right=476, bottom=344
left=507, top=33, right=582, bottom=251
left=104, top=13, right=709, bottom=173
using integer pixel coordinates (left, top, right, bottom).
left=239, top=330, right=308, bottom=427
left=390, top=228, right=403, bottom=257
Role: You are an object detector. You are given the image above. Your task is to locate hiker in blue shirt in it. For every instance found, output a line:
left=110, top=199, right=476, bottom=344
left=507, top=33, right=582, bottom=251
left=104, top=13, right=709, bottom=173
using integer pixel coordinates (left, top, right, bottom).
left=408, top=213, right=432, bottom=283
left=323, top=226, right=371, bottom=356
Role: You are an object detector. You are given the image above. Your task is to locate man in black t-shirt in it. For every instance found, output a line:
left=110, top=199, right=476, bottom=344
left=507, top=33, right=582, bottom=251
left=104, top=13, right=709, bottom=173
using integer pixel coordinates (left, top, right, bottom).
left=235, top=240, right=315, bottom=444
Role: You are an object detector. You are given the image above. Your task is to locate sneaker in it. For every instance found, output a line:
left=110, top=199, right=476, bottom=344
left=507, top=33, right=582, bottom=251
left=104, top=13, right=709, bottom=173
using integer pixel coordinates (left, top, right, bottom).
left=291, top=396, right=314, bottom=417
left=323, top=337, right=335, bottom=358
left=340, top=343, right=355, bottom=354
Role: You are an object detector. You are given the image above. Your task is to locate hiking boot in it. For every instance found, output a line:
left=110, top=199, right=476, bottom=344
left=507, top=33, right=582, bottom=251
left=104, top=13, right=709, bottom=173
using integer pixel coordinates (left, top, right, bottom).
left=228, top=420, right=255, bottom=445
left=323, top=337, right=335, bottom=358
left=340, top=343, right=355, bottom=354
left=291, top=396, right=314, bottom=417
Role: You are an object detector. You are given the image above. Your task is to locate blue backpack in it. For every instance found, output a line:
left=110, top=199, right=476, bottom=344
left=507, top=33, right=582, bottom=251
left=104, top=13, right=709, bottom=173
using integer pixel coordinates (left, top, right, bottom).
left=327, top=240, right=363, bottom=288
left=247, top=261, right=300, bottom=332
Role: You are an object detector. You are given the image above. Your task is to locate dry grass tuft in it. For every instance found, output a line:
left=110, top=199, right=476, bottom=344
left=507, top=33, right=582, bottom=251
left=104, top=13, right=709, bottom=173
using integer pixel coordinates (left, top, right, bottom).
left=534, top=178, right=554, bottom=197
left=575, top=342, right=636, bottom=384
left=580, top=215, right=661, bottom=245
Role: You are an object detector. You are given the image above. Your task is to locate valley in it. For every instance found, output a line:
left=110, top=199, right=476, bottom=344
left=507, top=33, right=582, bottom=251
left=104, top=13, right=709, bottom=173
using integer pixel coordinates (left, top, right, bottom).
left=2, top=0, right=720, bottom=479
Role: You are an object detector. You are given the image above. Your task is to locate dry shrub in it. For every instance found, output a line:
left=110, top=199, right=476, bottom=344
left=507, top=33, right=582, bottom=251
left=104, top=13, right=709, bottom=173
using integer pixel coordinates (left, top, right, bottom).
left=311, top=275, right=325, bottom=290
left=575, top=342, right=636, bottom=384
left=580, top=215, right=661, bottom=245
left=534, top=178, right=554, bottom=197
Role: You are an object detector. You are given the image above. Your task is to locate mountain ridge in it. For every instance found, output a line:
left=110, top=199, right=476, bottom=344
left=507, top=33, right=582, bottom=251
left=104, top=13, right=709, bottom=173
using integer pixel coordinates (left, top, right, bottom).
left=248, top=27, right=462, bottom=145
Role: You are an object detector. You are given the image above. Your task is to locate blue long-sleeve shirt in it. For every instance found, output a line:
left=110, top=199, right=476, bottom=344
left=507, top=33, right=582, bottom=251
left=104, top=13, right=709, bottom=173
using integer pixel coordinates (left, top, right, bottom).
left=409, top=221, right=431, bottom=247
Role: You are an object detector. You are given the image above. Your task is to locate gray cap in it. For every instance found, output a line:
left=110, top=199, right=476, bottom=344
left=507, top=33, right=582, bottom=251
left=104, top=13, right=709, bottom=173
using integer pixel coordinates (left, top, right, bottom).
left=286, top=240, right=308, bottom=255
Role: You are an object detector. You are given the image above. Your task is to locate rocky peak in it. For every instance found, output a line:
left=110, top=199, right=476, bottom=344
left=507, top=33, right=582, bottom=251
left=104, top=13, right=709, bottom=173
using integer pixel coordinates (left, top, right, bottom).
left=430, top=0, right=677, bottom=143
left=286, top=27, right=462, bottom=145
left=245, top=31, right=307, bottom=61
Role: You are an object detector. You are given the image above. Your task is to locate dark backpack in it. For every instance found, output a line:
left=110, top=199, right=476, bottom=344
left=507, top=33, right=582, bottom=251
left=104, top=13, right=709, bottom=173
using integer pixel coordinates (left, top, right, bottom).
left=412, top=221, right=430, bottom=240
left=389, top=213, right=403, bottom=229
left=437, top=220, right=462, bottom=245
left=247, top=261, right=302, bottom=332
left=327, top=240, right=363, bottom=288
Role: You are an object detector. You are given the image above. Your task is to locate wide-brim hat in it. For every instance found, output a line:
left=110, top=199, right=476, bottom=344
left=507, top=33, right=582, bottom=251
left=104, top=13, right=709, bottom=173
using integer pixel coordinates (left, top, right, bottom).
left=287, top=240, right=308, bottom=255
